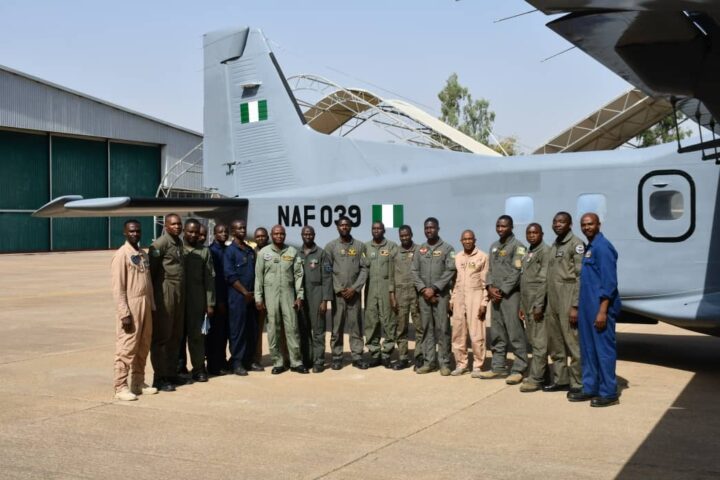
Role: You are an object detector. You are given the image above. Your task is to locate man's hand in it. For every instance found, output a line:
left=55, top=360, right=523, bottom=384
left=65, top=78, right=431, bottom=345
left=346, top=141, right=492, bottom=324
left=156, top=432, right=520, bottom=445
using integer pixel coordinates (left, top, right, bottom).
left=488, top=286, right=503, bottom=304
left=569, top=306, right=578, bottom=328
left=293, top=299, right=303, bottom=310
left=532, top=307, right=544, bottom=323
left=477, top=305, right=486, bottom=320
left=341, top=288, right=356, bottom=301
left=421, top=287, right=435, bottom=302
left=244, top=291, right=254, bottom=303
left=595, top=311, right=607, bottom=332
left=319, top=301, right=328, bottom=315
left=256, top=301, right=266, bottom=312
left=390, top=292, right=398, bottom=314
left=206, top=306, right=215, bottom=317
left=121, top=316, right=133, bottom=333
left=519, top=309, right=526, bottom=322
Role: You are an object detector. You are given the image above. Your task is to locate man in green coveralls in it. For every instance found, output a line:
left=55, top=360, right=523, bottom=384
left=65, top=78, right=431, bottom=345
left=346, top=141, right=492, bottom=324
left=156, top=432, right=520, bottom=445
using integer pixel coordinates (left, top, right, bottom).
left=149, top=214, right=186, bottom=392
left=479, top=215, right=528, bottom=385
left=298, top=225, right=334, bottom=373
left=411, top=217, right=456, bottom=376
left=182, top=219, right=215, bottom=383
left=518, top=223, right=550, bottom=392
left=391, top=225, right=422, bottom=371
left=325, top=216, right=369, bottom=370
left=255, top=225, right=308, bottom=375
left=364, top=221, right=399, bottom=368
left=543, top=212, right=585, bottom=395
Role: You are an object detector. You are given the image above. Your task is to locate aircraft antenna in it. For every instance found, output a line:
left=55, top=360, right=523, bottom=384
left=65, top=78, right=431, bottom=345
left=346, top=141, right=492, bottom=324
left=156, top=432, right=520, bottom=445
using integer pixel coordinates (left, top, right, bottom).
left=540, top=46, right=576, bottom=63
left=494, top=9, right=538, bottom=24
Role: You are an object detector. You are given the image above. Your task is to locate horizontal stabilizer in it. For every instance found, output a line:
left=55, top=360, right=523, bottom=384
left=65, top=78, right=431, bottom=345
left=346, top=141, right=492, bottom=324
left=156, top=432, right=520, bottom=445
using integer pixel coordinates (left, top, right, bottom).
left=33, top=195, right=248, bottom=218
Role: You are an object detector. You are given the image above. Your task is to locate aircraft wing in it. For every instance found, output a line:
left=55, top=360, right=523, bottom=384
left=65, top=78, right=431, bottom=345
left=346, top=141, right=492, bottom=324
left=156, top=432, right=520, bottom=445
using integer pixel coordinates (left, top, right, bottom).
left=527, top=1, right=720, bottom=131
left=32, top=195, right=248, bottom=218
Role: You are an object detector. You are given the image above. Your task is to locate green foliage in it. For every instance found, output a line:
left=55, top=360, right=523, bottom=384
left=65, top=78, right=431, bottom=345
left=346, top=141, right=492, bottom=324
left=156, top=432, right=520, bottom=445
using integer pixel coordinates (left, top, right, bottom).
left=492, top=135, right=519, bottom=156
left=438, top=73, right=495, bottom=145
left=634, top=113, right=692, bottom=148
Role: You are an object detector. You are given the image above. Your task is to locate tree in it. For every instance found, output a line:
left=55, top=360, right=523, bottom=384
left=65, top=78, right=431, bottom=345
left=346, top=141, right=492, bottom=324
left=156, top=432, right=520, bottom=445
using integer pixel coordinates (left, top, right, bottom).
left=438, top=73, right=495, bottom=146
left=492, top=135, right=519, bottom=156
left=633, top=113, right=692, bottom=148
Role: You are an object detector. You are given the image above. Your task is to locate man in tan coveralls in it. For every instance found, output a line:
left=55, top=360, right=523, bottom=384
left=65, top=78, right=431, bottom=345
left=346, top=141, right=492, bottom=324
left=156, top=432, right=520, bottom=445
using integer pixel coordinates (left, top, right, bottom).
left=543, top=212, right=585, bottom=396
left=255, top=225, right=308, bottom=375
left=391, top=225, right=422, bottom=371
left=111, top=220, right=157, bottom=401
left=450, top=230, right=489, bottom=377
left=518, top=223, right=550, bottom=393
left=149, top=213, right=185, bottom=392
left=364, top=221, right=398, bottom=368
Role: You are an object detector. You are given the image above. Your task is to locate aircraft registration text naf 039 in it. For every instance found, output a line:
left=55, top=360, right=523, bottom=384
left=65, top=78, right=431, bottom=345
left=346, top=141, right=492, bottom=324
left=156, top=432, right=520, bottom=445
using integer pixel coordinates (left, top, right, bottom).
left=277, top=205, right=362, bottom=228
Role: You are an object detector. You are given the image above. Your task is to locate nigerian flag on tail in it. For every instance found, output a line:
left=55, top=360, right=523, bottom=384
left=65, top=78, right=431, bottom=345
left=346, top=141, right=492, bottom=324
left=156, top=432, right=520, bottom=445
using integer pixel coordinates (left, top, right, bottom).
left=372, top=204, right=404, bottom=228
left=240, top=100, right=268, bottom=124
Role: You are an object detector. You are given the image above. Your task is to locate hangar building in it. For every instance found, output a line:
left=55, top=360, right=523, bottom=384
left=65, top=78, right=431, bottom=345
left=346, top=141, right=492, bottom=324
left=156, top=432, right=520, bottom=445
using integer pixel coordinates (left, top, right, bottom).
left=0, top=65, right=203, bottom=253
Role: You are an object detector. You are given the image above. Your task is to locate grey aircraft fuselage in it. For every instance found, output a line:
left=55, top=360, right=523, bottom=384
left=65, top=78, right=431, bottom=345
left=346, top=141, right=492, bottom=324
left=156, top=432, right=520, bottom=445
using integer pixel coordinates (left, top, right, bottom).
left=201, top=27, right=720, bottom=334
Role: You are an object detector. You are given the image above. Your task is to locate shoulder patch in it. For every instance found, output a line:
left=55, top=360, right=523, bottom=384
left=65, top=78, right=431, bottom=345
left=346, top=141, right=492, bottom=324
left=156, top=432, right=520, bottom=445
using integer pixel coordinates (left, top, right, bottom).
left=514, top=259, right=522, bottom=269
left=450, top=251, right=456, bottom=258
left=324, top=264, right=333, bottom=272
left=575, top=244, right=585, bottom=254
left=263, top=253, right=273, bottom=261
left=516, top=246, right=526, bottom=255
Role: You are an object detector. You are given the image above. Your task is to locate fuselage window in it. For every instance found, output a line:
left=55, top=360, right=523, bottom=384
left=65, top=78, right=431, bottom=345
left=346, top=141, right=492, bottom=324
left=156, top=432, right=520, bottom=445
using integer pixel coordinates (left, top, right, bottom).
left=649, top=190, right=684, bottom=220
left=505, top=196, right=534, bottom=225
left=576, top=194, right=607, bottom=222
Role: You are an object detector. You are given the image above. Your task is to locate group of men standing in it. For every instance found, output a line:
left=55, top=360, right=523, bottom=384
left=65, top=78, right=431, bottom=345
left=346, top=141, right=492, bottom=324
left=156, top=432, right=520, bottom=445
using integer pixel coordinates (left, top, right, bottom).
left=110, top=209, right=621, bottom=408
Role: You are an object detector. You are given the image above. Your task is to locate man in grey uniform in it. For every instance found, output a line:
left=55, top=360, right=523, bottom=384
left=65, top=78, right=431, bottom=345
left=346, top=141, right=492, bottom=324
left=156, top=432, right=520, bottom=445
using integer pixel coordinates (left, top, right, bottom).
left=480, top=215, right=528, bottom=385
left=411, top=217, right=456, bottom=376
left=364, top=221, right=399, bottom=368
left=543, top=212, right=585, bottom=395
left=391, top=225, right=422, bottom=371
left=518, top=223, right=550, bottom=392
left=325, top=217, right=369, bottom=370
left=299, top=225, right=334, bottom=373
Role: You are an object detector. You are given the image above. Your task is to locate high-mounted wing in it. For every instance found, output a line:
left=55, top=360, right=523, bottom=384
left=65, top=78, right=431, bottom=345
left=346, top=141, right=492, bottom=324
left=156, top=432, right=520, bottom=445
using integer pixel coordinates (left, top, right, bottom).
left=33, top=196, right=248, bottom=218
left=527, top=1, right=720, bottom=131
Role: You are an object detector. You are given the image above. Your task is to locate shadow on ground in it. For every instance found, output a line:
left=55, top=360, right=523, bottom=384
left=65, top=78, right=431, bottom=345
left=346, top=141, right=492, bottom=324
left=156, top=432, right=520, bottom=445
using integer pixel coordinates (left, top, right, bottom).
left=616, top=332, right=720, bottom=479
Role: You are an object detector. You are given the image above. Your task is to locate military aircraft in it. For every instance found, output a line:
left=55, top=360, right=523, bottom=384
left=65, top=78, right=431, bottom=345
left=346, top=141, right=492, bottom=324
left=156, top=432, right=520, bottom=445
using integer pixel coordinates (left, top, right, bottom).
left=35, top=1, right=720, bottom=335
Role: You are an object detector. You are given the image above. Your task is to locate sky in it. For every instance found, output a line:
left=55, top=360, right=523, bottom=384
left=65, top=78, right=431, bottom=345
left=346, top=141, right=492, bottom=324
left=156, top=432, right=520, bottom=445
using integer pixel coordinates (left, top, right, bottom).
left=0, top=0, right=632, bottom=152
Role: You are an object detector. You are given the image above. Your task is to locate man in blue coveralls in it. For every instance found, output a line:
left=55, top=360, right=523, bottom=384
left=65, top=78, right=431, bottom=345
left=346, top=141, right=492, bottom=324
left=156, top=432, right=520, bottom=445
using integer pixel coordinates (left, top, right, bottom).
left=568, top=213, right=621, bottom=407
left=224, top=219, right=257, bottom=376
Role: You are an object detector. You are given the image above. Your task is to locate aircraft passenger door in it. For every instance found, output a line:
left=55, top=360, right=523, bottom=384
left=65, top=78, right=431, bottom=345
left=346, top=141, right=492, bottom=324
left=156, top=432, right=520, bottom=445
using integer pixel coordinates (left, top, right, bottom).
left=638, top=170, right=695, bottom=242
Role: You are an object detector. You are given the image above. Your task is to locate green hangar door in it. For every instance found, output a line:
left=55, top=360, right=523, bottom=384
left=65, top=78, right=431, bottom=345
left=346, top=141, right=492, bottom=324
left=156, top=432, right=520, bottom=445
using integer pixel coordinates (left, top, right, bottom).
left=0, top=131, right=50, bottom=252
left=0, top=131, right=160, bottom=253
left=51, top=137, right=109, bottom=250
left=109, top=142, right=160, bottom=249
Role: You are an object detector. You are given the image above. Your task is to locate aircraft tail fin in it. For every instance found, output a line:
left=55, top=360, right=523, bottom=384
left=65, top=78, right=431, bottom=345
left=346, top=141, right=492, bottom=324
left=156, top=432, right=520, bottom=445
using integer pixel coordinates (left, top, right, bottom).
left=203, top=28, right=309, bottom=197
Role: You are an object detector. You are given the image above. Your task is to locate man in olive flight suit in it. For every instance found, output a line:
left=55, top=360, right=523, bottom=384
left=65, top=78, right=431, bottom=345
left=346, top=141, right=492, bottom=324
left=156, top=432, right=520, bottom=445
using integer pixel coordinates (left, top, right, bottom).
left=149, top=213, right=186, bottom=392
left=298, top=225, right=334, bottom=373
left=182, top=218, right=215, bottom=383
left=255, top=225, right=308, bottom=374
left=543, top=212, right=585, bottom=396
left=518, top=223, right=550, bottom=392
left=480, top=215, right=528, bottom=385
left=411, top=217, right=456, bottom=376
left=364, top=221, right=399, bottom=368
left=325, top=216, right=369, bottom=370
left=391, top=225, right=422, bottom=371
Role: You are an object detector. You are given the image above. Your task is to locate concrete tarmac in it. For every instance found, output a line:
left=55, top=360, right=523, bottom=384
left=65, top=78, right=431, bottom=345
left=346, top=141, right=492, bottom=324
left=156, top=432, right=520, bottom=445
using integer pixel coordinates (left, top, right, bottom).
left=1, top=250, right=719, bottom=479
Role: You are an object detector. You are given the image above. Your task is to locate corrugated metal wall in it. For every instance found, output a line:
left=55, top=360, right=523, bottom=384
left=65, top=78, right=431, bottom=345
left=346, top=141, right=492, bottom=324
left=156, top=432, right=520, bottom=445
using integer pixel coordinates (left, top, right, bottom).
left=0, top=66, right=202, bottom=191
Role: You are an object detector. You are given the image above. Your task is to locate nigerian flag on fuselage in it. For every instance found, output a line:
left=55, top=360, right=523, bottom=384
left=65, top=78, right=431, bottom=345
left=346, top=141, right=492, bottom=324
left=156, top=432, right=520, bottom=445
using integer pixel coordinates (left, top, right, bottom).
left=372, top=204, right=404, bottom=228
left=240, top=100, right=268, bottom=124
